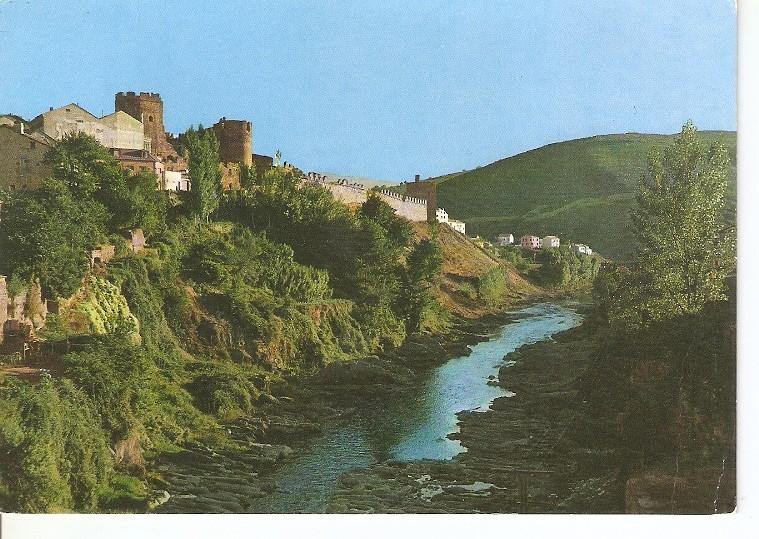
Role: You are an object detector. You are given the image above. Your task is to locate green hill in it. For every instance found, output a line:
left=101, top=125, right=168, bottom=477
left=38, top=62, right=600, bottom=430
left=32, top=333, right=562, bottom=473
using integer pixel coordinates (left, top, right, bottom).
left=433, top=131, right=737, bottom=260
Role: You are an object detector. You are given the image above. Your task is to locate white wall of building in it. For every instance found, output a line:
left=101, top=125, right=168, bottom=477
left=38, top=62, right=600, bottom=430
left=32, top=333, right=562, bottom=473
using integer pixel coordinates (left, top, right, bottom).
left=448, top=220, right=466, bottom=234
left=163, top=170, right=191, bottom=191
left=542, top=236, right=560, bottom=249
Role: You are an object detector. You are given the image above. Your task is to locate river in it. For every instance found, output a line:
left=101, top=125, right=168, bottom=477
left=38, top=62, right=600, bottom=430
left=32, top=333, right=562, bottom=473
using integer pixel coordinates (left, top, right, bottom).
left=154, top=302, right=582, bottom=513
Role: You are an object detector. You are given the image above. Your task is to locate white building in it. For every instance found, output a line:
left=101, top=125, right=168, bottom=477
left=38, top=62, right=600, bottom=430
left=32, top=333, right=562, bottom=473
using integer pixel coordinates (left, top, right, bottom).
left=571, top=243, right=593, bottom=255
left=436, top=207, right=449, bottom=224
left=27, top=103, right=147, bottom=151
left=163, top=170, right=191, bottom=191
left=495, top=233, right=514, bottom=246
left=542, top=235, right=560, bottom=249
left=448, top=220, right=466, bottom=235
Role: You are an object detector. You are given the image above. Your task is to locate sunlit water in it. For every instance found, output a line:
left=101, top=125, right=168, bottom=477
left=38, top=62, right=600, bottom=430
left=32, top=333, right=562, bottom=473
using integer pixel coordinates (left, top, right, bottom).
left=156, top=302, right=582, bottom=513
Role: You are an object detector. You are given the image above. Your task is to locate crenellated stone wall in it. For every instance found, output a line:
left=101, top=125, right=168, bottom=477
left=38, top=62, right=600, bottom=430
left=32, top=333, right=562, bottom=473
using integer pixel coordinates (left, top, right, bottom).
left=323, top=182, right=367, bottom=205
left=375, top=189, right=427, bottom=221
left=305, top=172, right=429, bottom=222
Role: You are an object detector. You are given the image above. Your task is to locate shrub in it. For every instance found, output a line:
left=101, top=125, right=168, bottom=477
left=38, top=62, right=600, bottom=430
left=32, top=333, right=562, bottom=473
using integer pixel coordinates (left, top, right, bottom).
left=477, top=267, right=507, bottom=306
left=0, top=378, right=112, bottom=512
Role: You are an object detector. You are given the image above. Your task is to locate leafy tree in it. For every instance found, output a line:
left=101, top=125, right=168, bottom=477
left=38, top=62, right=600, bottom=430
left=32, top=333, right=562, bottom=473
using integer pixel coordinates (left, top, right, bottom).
left=44, top=133, right=133, bottom=230
left=0, top=378, right=112, bottom=512
left=624, top=121, right=735, bottom=325
left=404, top=238, right=443, bottom=332
left=124, top=171, right=168, bottom=236
left=239, top=164, right=257, bottom=190
left=0, top=178, right=108, bottom=298
left=184, top=127, right=221, bottom=221
left=536, top=249, right=571, bottom=287
left=44, top=133, right=123, bottom=198
left=359, top=195, right=412, bottom=251
left=477, top=267, right=508, bottom=305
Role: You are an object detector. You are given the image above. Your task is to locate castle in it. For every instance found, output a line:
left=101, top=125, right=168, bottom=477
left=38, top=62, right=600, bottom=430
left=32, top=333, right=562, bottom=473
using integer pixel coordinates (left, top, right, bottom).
left=1, top=91, right=461, bottom=229
left=1, top=91, right=269, bottom=192
left=212, top=117, right=252, bottom=190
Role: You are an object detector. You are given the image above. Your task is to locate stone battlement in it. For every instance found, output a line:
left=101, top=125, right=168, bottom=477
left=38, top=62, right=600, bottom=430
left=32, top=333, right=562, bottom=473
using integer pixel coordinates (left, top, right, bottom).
left=378, top=189, right=426, bottom=206
left=116, top=91, right=161, bottom=101
left=305, top=172, right=429, bottom=221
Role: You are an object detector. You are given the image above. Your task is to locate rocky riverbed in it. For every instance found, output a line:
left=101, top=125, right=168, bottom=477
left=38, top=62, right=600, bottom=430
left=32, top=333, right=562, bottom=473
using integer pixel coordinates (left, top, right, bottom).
left=150, top=307, right=524, bottom=513
left=326, top=321, right=627, bottom=513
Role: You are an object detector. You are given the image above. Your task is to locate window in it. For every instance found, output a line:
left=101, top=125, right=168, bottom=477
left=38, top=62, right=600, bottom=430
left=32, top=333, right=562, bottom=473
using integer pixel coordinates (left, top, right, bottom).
left=148, top=115, right=154, bottom=122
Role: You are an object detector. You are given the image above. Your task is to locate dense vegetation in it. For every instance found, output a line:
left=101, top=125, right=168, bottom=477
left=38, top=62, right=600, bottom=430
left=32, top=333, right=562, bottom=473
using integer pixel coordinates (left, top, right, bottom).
left=0, top=134, right=167, bottom=298
left=530, top=247, right=601, bottom=287
left=575, top=123, right=736, bottom=510
left=0, top=132, right=450, bottom=512
left=429, top=131, right=736, bottom=259
left=0, top=121, right=734, bottom=514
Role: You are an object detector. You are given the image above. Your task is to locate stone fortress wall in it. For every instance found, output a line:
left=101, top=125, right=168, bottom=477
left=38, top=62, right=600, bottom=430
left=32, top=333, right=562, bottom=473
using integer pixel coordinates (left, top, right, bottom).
left=305, top=172, right=429, bottom=222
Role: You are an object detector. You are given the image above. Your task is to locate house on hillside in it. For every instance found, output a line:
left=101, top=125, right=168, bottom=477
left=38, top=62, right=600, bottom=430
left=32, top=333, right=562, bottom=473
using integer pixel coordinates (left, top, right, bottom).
left=0, top=125, right=53, bottom=190
left=112, top=148, right=164, bottom=177
left=542, top=235, right=560, bottom=249
left=448, top=220, right=466, bottom=235
left=436, top=207, right=449, bottom=224
left=496, top=233, right=514, bottom=246
left=520, top=235, right=541, bottom=250
left=571, top=243, right=593, bottom=255
left=27, top=103, right=147, bottom=151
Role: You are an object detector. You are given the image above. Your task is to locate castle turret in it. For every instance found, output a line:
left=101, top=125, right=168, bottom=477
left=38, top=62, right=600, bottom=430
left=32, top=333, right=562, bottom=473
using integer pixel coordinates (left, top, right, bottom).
left=115, top=92, right=163, bottom=149
left=212, top=117, right=252, bottom=166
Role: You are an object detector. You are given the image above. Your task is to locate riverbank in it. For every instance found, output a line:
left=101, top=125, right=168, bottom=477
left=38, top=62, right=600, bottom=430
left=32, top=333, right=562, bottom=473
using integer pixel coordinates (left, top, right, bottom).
left=148, top=297, right=547, bottom=512
left=150, top=301, right=583, bottom=513
left=325, top=314, right=626, bottom=513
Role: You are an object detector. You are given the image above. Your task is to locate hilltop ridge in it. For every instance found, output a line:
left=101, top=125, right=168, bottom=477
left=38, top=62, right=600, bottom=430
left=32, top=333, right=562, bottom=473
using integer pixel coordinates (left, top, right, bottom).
left=430, top=131, right=736, bottom=259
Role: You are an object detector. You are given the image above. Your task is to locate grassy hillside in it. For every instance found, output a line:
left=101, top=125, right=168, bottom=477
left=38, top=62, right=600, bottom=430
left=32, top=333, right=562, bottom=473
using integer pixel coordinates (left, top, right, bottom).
left=432, top=131, right=736, bottom=260
left=411, top=223, right=538, bottom=319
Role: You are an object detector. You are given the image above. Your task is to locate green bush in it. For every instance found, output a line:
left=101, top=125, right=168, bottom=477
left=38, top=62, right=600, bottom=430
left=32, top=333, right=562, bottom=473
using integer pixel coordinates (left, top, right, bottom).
left=477, top=267, right=507, bottom=306
left=185, top=361, right=258, bottom=420
left=0, top=378, right=112, bottom=512
left=73, top=277, right=140, bottom=339
left=454, top=280, right=478, bottom=300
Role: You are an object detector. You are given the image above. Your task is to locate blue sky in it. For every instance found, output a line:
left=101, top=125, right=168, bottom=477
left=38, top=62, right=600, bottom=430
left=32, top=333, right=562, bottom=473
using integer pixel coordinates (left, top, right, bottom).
left=0, top=0, right=736, bottom=181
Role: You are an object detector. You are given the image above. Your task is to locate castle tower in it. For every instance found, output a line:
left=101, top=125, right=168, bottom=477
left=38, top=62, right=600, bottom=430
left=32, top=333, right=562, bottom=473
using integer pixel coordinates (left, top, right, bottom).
left=115, top=92, right=164, bottom=151
left=212, top=117, right=252, bottom=166
left=405, top=174, right=438, bottom=222
left=115, top=91, right=185, bottom=170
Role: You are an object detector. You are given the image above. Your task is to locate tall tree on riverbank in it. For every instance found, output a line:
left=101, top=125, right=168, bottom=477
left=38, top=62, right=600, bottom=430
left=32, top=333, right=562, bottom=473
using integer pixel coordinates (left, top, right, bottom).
left=616, top=121, right=735, bottom=327
left=404, top=238, right=444, bottom=332
left=185, top=127, right=221, bottom=222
